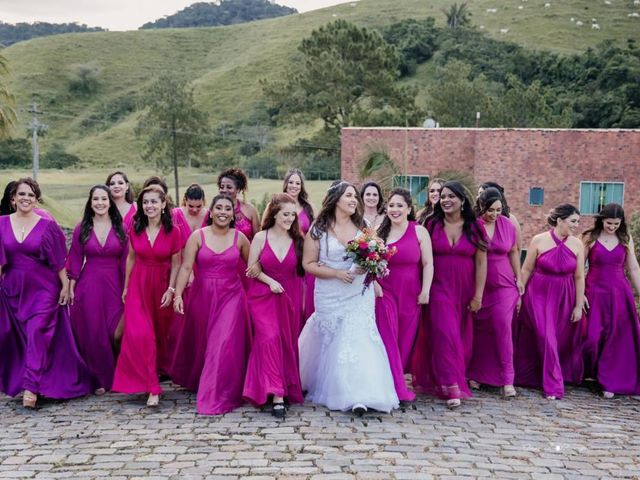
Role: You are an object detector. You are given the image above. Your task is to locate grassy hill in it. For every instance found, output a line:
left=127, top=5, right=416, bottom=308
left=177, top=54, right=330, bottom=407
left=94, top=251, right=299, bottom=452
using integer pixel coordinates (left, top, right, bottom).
left=3, top=0, right=639, bottom=167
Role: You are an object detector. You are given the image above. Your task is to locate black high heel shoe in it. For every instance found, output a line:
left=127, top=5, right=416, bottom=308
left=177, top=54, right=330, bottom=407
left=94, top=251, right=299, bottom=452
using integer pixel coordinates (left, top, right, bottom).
left=271, top=402, right=286, bottom=419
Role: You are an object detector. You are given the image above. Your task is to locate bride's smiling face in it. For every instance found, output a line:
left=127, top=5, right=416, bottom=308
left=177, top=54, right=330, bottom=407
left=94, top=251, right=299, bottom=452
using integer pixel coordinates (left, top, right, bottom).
left=336, top=186, right=358, bottom=216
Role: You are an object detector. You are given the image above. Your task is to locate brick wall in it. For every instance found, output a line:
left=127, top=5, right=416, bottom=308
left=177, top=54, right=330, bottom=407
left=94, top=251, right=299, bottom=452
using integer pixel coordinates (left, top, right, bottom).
left=341, top=127, right=640, bottom=245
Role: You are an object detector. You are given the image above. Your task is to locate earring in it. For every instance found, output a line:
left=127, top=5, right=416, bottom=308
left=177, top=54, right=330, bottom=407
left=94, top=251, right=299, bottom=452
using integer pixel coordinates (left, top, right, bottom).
left=162, top=208, right=165, bottom=214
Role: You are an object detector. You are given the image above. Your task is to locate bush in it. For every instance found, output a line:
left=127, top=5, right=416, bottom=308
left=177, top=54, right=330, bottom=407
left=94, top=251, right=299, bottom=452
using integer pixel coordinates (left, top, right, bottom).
left=0, top=138, right=31, bottom=168
left=68, top=62, right=101, bottom=97
left=241, top=153, right=279, bottom=179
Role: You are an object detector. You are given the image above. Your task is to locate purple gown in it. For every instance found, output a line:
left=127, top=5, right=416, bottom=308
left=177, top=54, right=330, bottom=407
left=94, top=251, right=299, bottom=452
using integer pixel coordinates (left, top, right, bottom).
left=243, top=233, right=305, bottom=406
left=411, top=221, right=480, bottom=400
left=67, top=224, right=127, bottom=391
left=169, top=229, right=251, bottom=415
left=375, top=222, right=422, bottom=401
left=468, top=216, right=520, bottom=387
left=583, top=241, right=640, bottom=394
left=514, top=230, right=583, bottom=398
left=0, top=216, right=92, bottom=398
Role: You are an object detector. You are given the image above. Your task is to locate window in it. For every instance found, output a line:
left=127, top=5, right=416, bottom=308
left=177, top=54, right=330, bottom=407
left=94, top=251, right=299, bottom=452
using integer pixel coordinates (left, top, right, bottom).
left=580, top=182, right=624, bottom=215
left=529, top=187, right=544, bottom=206
left=393, top=175, right=430, bottom=205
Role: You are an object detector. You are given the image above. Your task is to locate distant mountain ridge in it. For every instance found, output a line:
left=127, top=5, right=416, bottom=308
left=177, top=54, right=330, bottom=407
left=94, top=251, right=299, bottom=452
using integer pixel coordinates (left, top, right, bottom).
left=140, top=0, right=297, bottom=29
left=0, top=21, right=104, bottom=47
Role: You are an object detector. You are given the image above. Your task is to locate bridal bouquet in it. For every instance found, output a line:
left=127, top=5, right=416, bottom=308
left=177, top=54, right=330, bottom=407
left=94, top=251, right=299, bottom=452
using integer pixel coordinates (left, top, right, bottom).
left=344, top=228, right=397, bottom=293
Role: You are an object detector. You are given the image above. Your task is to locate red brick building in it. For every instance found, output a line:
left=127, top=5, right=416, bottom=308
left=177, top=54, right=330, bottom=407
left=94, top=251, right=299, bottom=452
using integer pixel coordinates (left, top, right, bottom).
left=341, top=127, right=640, bottom=245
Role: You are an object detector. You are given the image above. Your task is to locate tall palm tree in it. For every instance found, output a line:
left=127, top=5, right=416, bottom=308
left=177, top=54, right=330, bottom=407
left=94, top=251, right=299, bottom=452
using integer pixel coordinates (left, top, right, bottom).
left=0, top=52, right=17, bottom=139
left=443, top=2, right=471, bottom=29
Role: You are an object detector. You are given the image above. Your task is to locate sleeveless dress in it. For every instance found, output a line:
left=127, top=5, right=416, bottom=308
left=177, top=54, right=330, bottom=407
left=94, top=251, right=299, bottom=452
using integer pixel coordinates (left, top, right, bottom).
left=67, top=224, right=128, bottom=391
left=0, top=216, right=92, bottom=399
left=468, top=216, right=520, bottom=387
left=583, top=241, right=640, bottom=394
left=411, top=220, right=481, bottom=400
left=298, top=231, right=399, bottom=412
left=513, top=230, right=583, bottom=398
left=243, top=232, right=305, bottom=406
left=234, top=201, right=254, bottom=241
left=169, top=229, right=251, bottom=415
left=375, top=222, right=422, bottom=401
left=112, top=225, right=182, bottom=395
left=298, top=208, right=315, bottom=322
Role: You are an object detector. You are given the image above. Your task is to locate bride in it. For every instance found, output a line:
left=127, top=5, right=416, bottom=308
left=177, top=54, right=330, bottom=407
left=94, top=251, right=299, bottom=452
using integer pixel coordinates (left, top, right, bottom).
left=299, top=180, right=399, bottom=414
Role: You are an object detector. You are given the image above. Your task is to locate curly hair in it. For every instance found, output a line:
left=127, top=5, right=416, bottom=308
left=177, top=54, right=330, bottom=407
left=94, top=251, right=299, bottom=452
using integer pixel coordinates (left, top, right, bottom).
left=218, top=168, right=248, bottom=193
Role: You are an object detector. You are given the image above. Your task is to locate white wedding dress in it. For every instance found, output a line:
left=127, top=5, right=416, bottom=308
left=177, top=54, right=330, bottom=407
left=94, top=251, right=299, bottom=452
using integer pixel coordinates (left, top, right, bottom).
left=299, top=232, right=399, bottom=412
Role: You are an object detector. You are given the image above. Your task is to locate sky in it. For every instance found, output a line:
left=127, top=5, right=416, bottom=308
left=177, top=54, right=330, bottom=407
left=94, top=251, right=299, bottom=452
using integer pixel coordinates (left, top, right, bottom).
left=0, top=0, right=355, bottom=31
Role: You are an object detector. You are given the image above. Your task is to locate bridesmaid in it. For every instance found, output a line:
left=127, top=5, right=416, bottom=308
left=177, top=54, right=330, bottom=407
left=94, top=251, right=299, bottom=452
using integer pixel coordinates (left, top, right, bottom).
left=172, top=194, right=251, bottom=415
left=514, top=204, right=585, bottom=400
left=112, top=184, right=182, bottom=407
left=171, top=183, right=209, bottom=247
left=582, top=203, right=640, bottom=397
left=0, top=178, right=91, bottom=408
left=361, top=181, right=385, bottom=230
left=412, top=181, right=487, bottom=409
left=477, top=181, right=522, bottom=251
left=1, top=180, right=57, bottom=221
left=67, top=185, right=128, bottom=394
left=467, top=187, right=523, bottom=397
left=375, top=188, right=433, bottom=403
left=243, top=193, right=306, bottom=418
left=417, top=177, right=445, bottom=225
left=106, top=171, right=136, bottom=229
left=217, top=168, right=259, bottom=241
left=143, top=176, right=175, bottom=209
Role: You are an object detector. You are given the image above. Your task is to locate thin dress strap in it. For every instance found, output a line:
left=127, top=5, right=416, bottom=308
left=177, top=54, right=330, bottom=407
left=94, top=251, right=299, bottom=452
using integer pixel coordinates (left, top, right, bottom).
left=233, top=228, right=239, bottom=247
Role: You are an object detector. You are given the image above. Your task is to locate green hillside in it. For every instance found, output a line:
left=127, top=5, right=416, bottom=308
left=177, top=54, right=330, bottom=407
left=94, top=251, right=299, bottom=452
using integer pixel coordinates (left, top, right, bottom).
left=3, top=0, right=639, bottom=167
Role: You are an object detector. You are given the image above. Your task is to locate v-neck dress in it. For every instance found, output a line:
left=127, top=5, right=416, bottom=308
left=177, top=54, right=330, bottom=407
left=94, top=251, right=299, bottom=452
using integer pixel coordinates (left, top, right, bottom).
left=67, top=223, right=128, bottom=391
left=112, top=224, right=182, bottom=395
left=0, top=216, right=92, bottom=398
left=514, top=230, right=583, bottom=398
left=243, top=232, right=305, bottom=406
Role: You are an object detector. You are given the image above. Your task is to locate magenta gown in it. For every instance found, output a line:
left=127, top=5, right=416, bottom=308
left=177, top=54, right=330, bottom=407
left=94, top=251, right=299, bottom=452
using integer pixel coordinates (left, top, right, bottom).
left=171, top=208, right=210, bottom=248
left=583, top=242, right=640, bottom=394
left=298, top=208, right=315, bottom=322
left=468, top=216, right=520, bottom=387
left=112, top=225, right=182, bottom=395
left=67, top=224, right=127, bottom=391
left=169, top=229, right=251, bottom=415
left=0, top=216, right=92, bottom=399
left=411, top=221, right=480, bottom=400
left=122, top=203, right=136, bottom=230
left=243, top=233, right=305, bottom=406
left=375, top=222, right=422, bottom=402
left=513, top=230, right=583, bottom=398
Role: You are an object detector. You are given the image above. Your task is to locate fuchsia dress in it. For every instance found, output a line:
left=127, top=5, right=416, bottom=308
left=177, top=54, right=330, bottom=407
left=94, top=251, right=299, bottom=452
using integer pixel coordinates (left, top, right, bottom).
left=412, top=220, right=482, bottom=400
left=375, top=222, right=422, bottom=402
left=67, top=224, right=128, bottom=391
left=468, top=216, right=520, bottom=387
left=0, top=216, right=92, bottom=399
left=170, top=229, right=251, bottom=415
left=514, top=230, right=583, bottom=398
left=122, top=203, right=136, bottom=230
left=298, top=208, right=316, bottom=321
left=583, top=241, right=640, bottom=394
left=112, top=225, right=182, bottom=395
left=243, top=233, right=305, bottom=406
left=171, top=208, right=210, bottom=248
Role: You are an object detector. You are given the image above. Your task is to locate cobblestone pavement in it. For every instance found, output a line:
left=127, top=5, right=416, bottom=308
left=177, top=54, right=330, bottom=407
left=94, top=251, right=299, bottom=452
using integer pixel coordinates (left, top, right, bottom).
left=1, top=383, right=639, bottom=479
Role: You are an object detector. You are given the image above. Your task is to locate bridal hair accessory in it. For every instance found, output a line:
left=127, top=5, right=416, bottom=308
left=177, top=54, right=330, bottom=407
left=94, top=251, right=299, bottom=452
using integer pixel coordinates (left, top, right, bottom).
left=327, top=181, right=349, bottom=193
left=344, top=228, right=397, bottom=294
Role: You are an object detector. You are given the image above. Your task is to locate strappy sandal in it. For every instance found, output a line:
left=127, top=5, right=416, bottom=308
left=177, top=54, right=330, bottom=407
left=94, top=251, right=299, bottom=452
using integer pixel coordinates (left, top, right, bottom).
left=146, top=394, right=160, bottom=407
left=22, top=390, right=37, bottom=409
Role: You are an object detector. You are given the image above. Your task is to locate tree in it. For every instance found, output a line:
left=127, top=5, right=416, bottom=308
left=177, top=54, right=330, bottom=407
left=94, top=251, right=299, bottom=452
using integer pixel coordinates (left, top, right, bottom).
left=136, top=75, right=210, bottom=200
left=263, top=20, right=423, bottom=133
left=443, top=2, right=471, bottom=29
left=383, top=18, right=438, bottom=76
left=0, top=52, right=17, bottom=139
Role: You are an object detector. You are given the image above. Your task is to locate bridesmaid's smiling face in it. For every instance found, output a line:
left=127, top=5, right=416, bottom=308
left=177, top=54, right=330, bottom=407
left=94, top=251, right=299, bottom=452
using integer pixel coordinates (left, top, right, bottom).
left=91, top=188, right=111, bottom=218
left=482, top=200, right=503, bottom=224
left=108, top=174, right=128, bottom=201
left=428, top=182, right=442, bottom=206
left=13, top=183, right=37, bottom=213
left=142, top=191, right=165, bottom=220
left=439, top=187, right=462, bottom=214
left=211, top=198, right=234, bottom=228
left=603, top=218, right=622, bottom=234
left=219, top=177, right=239, bottom=200
left=337, top=186, right=358, bottom=216
left=362, top=186, right=380, bottom=210
left=558, top=213, right=580, bottom=236
left=386, top=194, right=410, bottom=224
left=275, top=202, right=297, bottom=231
left=285, top=174, right=302, bottom=199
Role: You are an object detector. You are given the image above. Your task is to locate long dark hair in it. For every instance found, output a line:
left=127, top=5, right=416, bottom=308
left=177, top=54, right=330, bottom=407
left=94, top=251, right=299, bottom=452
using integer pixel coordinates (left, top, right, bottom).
left=1, top=181, right=16, bottom=215
left=262, top=193, right=305, bottom=277
left=80, top=185, right=126, bottom=244
left=474, top=187, right=504, bottom=217
left=206, top=194, right=236, bottom=229
left=418, top=177, right=445, bottom=225
left=133, top=185, right=173, bottom=234
left=106, top=171, right=134, bottom=203
left=283, top=168, right=314, bottom=224
left=479, top=181, right=511, bottom=218
left=360, top=181, right=384, bottom=214
left=427, top=180, right=487, bottom=251
left=311, top=180, right=364, bottom=240
left=583, top=203, right=629, bottom=248
left=547, top=204, right=580, bottom=227
left=377, top=188, right=416, bottom=243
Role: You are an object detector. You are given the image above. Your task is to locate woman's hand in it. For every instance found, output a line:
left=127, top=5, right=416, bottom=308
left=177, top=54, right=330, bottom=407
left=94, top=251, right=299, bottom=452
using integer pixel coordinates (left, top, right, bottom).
left=468, top=297, right=482, bottom=313
left=246, top=262, right=261, bottom=278
left=583, top=297, right=590, bottom=314
left=173, top=296, right=184, bottom=314
left=58, top=286, right=70, bottom=306
left=269, top=280, right=284, bottom=294
left=570, top=306, right=583, bottom=323
left=349, top=264, right=367, bottom=276
left=121, top=288, right=127, bottom=303
left=335, top=269, right=355, bottom=284
left=516, top=280, right=525, bottom=296
left=417, top=290, right=430, bottom=305
left=373, top=281, right=383, bottom=298
left=187, top=271, right=195, bottom=288
left=160, top=288, right=174, bottom=308
left=68, top=286, right=75, bottom=306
